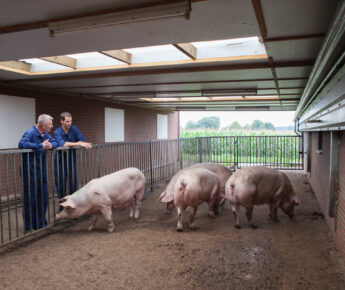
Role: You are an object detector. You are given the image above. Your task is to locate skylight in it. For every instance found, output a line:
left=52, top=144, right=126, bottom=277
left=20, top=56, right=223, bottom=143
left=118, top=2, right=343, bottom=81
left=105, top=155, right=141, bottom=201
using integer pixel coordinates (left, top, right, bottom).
left=1, top=36, right=267, bottom=75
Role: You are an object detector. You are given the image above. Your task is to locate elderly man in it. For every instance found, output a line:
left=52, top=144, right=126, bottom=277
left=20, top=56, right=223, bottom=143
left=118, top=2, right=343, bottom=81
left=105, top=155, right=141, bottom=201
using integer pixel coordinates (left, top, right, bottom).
left=19, top=114, right=58, bottom=232
left=53, top=112, right=92, bottom=199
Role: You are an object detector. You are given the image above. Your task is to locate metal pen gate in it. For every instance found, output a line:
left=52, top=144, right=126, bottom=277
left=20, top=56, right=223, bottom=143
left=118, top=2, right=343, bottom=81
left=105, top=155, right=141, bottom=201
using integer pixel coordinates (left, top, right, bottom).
left=180, top=135, right=303, bottom=170
left=0, top=135, right=303, bottom=246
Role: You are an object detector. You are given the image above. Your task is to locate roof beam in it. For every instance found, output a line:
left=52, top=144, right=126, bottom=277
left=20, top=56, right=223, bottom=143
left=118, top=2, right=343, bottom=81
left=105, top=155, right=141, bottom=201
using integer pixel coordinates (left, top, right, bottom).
left=0, top=61, right=31, bottom=74
left=173, top=43, right=197, bottom=59
left=12, top=59, right=314, bottom=83
left=252, top=0, right=267, bottom=38
left=100, top=50, right=132, bottom=64
left=41, top=55, right=77, bottom=69
left=52, top=77, right=308, bottom=90
left=265, top=34, right=326, bottom=42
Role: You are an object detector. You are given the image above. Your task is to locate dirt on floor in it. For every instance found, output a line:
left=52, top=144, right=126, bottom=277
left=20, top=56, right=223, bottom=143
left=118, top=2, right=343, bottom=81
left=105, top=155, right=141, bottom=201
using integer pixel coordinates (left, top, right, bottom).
left=0, top=171, right=344, bottom=290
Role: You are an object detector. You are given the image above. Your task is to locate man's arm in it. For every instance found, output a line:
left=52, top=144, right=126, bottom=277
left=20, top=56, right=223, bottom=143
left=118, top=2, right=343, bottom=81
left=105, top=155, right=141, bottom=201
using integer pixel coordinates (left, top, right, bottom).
left=18, top=131, right=43, bottom=150
left=63, top=141, right=92, bottom=149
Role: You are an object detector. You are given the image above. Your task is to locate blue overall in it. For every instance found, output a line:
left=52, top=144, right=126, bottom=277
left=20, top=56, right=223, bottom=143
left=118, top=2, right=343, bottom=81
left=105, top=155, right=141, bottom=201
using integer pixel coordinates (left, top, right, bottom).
left=53, top=125, right=86, bottom=199
left=18, top=126, right=58, bottom=231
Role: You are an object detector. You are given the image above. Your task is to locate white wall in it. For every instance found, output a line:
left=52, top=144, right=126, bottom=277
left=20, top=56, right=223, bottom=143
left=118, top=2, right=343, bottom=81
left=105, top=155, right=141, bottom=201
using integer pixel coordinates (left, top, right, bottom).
left=157, top=114, right=168, bottom=139
left=0, top=94, right=35, bottom=149
left=104, top=107, right=124, bottom=142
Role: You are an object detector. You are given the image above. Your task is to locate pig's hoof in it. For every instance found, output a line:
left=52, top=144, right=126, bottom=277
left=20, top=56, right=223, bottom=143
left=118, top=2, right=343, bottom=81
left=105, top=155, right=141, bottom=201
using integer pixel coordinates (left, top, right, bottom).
left=176, top=227, right=183, bottom=232
left=88, top=226, right=94, bottom=232
left=189, top=225, right=199, bottom=231
left=208, top=212, right=215, bottom=218
left=250, top=224, right=258, bottom=229
left=234, top=224, right=241, bottom=229
left=108, top=228, right=114, bottom=233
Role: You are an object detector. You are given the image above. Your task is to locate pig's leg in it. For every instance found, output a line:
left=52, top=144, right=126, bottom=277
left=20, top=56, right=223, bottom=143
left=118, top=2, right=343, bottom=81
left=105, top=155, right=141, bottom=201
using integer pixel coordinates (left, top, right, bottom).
left=188, top=207, right=199, bottom=230
left=231, top=203, right=241, bottom=229
left=133, top=187, right=144, bottom=219
left=269, top=203, right=279, bottom=222
left=134, top=199, right=141, bottom=220
left=88, top=213, right=99, bottom=232
left=208, top=203, right=216, bottom=218
left=176, top=206, right=183, bottom=232
left=129, top=202, right=135, bottom=219
left=245, top=206, right=257, bottom=229
left=100, top=206, right=115, bottom=233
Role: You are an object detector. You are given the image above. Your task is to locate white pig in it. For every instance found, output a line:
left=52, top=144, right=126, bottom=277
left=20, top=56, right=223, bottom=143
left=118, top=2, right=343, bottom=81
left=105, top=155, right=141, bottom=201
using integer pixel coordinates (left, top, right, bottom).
left=224, top=166, right=299, bottom=229
left=56, top=167, right=145, bottom=232
left=163, top=163, right=235, bottom=213
left=159, top=168, right=220, bottom=232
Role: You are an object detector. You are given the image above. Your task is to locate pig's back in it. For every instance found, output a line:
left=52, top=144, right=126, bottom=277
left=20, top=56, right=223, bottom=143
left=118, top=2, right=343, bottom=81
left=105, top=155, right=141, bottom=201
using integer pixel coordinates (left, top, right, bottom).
left=229, top=167, right=285, bottom=205
left=94, top=168, right=145, bottom=202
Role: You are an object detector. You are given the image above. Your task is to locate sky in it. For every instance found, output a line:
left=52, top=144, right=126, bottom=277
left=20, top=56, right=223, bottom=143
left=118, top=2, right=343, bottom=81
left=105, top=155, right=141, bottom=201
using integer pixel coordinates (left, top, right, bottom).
left=179, top=111, right=296, bottom=128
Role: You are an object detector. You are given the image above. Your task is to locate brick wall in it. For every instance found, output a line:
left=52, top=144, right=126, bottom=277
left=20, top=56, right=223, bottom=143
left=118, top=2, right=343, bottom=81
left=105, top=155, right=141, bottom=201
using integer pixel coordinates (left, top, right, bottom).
left=0, top=88, right=179, bottom=144
left=308, top=131, right=345, bottom=262
left=309, top=131, right=335, bottom=227
left=336, top=132, right=345, bottom=260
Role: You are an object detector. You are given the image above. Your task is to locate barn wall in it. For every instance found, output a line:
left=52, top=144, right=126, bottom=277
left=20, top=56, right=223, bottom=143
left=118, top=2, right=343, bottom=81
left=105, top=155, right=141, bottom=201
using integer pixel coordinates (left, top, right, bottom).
left=336, top=132, right=345, bottom=260
left=307, top=131, right=345, bottom=262
left=0, top=88, right=179, bottom=144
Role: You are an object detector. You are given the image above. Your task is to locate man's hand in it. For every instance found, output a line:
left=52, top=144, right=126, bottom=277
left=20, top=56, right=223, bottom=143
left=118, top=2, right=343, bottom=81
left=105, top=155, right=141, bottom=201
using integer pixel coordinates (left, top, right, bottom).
left=79, top=142, right=92, bottom=149
left=42, top=139, right=52, bottom=150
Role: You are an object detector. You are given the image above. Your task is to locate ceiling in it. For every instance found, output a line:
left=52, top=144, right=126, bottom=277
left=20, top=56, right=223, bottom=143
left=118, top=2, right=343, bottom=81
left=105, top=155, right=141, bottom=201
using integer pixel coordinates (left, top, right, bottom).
left=0, top=0, right=340, bottom=112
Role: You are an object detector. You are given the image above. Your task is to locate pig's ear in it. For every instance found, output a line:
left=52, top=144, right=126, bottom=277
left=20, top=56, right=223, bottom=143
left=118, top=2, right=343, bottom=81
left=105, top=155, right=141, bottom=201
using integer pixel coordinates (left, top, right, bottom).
left=59, top=197, right=67, bottom=203
left=60, top=201, right=75, bottom=209
left=158, top=191, right=174, bottom=203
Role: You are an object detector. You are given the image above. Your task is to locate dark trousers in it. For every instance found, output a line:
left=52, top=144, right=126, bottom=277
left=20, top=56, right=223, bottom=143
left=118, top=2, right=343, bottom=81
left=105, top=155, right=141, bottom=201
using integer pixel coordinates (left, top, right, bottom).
left=22, top=168, right=48, bottom=232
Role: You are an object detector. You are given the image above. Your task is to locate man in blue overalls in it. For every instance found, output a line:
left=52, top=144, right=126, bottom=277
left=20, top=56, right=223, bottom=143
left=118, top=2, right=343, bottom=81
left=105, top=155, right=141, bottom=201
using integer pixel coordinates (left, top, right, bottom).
left=53, top=112, right=92, bottom=200
left=19, top=114, right=58, bottom=232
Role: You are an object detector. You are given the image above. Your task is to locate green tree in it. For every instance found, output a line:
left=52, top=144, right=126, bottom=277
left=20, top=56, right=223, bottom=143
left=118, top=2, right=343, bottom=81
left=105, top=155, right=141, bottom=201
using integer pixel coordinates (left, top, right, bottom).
left=250, top=120, right=265, bottom=130
left=264, top=122, right=275, bottom=130
left=197, top=116, right=220, bottom=129
left=185, top=120, right=197, bottom=129
left=227, top=121, right=241, bottom=129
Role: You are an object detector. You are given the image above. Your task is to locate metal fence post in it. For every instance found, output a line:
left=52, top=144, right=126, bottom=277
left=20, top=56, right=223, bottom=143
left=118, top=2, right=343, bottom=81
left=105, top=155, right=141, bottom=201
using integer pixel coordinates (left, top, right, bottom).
left=96, top=145, right=100, bottom=178
left=198, top=137, right=203, bottom=163
left=149, top=141, right=154, bottom=191
left=179, top=138, right=183, bottom=169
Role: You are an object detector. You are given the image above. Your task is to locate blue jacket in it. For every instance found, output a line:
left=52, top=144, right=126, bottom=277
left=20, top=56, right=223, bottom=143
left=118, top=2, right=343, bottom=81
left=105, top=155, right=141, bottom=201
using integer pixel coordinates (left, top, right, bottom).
left=19, top=125, right=58, bottom=151
left=53, top=125, right=86, bottom=147
left=18, top=125, right=58, bottom=181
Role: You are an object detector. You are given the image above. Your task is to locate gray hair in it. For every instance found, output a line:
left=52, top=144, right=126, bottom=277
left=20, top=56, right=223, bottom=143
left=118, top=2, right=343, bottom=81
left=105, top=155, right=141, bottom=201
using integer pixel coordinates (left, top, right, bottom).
left=37, top=114, right=53, bottom=126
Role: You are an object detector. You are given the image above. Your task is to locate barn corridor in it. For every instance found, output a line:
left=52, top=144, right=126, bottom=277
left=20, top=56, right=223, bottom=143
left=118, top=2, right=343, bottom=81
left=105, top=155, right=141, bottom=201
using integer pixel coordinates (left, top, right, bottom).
left=0, top=171, right=344, bottom=289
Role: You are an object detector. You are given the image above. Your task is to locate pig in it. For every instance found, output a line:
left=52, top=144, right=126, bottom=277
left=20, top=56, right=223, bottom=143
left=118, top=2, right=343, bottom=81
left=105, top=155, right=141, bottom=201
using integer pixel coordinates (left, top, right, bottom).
left=224, top=166, right=299, bottom=229
left=56, top=167, right=145, bottom=232
left=159, top=167, right=220, bottom=232
left=162, top=163, right=235, bottom=213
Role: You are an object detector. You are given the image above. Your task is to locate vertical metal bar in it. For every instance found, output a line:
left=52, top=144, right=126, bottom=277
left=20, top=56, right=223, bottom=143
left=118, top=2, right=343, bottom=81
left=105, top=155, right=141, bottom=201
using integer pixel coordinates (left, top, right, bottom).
left=96, top=145, right=100, bottom=178
left=39, top=153, right=44, bottom=229
left=0, top=156, right=3, bottom=242
left=6, top=155, right=11, bottom=241
left=13, top=155, right=19, bottom=238
left=51, top=151, right=56, bottom=223
left=149, top=141, right=153, bottom=191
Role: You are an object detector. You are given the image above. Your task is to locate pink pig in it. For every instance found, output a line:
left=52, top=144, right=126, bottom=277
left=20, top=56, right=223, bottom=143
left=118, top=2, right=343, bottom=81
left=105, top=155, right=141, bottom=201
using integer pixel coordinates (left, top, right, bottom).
left=56, top=167, right=145, bottom=232
left=224, top=166, right=299, bottom=229
left=159, top=168, right=220, bottom=232
left=163, top=163, right=235, bottom=213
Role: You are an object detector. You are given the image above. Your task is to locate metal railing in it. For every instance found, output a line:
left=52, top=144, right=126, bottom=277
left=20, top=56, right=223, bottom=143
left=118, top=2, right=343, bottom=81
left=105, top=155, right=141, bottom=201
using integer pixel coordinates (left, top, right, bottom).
left=0, top=135, right=303, bottom=246
left=181, top=136, right=303, bottom=169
